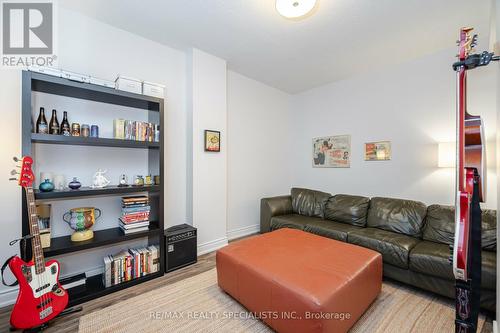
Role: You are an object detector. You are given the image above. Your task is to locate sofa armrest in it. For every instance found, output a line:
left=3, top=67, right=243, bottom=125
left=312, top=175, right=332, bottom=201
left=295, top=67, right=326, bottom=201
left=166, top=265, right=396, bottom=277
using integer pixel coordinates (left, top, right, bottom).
left=260, top=195, right=293, bottom=233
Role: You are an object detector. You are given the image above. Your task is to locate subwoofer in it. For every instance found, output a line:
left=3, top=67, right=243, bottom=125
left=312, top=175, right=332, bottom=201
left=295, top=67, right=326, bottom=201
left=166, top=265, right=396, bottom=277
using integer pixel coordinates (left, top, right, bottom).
left=165, top=224, right=197, bottom=273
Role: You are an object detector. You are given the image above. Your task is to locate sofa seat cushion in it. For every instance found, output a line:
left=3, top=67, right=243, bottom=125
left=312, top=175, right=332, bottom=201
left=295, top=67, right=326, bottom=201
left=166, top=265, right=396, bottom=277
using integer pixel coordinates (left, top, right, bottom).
left=409, top=241, right=453, bottom=280
left=270, top=214, right=321, bottom=231
left=482, top=251, right=497, bottom=290
left=409, top=241, right=497, bottom=290
left=348, top=228, right=420, bottom=269
left=303, top=220, right=362, bottom=242
left=324, top=194, right=370, bottom=227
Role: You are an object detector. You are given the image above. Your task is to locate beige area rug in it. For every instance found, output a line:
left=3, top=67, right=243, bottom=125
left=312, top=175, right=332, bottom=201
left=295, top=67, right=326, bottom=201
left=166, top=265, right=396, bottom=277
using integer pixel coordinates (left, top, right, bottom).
left=79, top=269, right=485, bottom=333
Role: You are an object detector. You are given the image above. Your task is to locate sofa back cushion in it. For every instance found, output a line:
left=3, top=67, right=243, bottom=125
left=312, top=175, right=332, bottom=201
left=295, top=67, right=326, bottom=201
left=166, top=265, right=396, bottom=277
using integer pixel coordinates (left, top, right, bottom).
left=367, top=197, right=427, bottom=237
left=424, top=204, right=497, bottom=251
left=291, top=188, right=331, bottom=218
left=324, top=194, right=370, bottom=226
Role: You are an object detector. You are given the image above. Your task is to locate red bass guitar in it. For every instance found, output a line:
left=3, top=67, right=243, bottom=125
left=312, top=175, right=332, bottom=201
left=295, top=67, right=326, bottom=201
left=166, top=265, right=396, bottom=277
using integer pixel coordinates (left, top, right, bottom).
left=8, top=156, right=68, bottom=329
left=451, top=27, right=498, bottom=333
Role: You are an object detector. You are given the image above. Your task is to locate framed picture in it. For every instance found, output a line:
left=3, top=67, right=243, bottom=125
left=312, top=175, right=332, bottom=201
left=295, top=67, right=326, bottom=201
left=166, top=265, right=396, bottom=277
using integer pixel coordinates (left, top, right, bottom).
left=204, top=130, right=221, bottom=152
left=312, top=135, right=351, bottom=168
left=365, top=141, right=391, bottom=161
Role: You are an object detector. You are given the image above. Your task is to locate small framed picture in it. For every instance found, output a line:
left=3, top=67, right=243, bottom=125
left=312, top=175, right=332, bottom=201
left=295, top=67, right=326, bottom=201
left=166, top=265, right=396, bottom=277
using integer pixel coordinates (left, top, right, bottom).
left=204, top=130, right=221, bottom=152
left=365, top=141, right=391, bottom=161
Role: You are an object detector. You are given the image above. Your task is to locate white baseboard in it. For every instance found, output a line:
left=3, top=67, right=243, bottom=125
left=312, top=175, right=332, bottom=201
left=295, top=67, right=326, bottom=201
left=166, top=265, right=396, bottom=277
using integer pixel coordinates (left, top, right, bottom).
left=0, top=287, right=18, bottom=308
left=493, top=320, right=498, bottom=333
left=227, top=224, right=260, bottom=240
left=197, top=237, right=228, bottom=256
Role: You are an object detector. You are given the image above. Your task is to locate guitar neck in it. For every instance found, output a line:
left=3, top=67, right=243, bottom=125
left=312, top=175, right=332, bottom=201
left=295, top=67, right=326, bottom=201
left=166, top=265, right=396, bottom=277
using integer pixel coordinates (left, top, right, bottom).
left=456, top=67, right=466, bottom=192
left=24, top=187, right=45, bottom=274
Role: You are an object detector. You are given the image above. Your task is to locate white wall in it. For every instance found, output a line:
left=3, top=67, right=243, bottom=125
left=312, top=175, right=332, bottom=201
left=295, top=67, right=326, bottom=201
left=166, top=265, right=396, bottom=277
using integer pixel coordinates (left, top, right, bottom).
left=188, top=49, right=228, bottom=254
left=226, top=71, right=292, bottom=239
left=0, top=7, right=188, bottom=306
left=290, top=47, right=497, bottom=209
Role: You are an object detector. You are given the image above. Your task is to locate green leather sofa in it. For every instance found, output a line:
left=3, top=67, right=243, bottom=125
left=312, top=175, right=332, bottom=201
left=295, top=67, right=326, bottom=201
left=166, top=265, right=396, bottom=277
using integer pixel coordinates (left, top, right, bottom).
left=260, top=188, right=497, bottom=312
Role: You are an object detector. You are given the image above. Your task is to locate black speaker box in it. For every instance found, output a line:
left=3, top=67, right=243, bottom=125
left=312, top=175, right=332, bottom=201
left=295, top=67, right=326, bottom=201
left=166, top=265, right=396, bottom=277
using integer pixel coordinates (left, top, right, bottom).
left=165, top=224, right=197, bottom=273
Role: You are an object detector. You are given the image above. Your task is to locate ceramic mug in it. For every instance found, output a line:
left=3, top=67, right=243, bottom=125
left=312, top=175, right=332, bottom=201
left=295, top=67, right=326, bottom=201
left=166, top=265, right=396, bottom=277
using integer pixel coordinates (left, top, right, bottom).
left=63, top=207, right=101, bottom=232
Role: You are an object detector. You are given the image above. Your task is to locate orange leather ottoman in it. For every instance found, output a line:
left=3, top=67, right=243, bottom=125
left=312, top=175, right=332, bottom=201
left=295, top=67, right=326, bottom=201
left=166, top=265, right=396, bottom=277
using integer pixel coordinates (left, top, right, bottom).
left=216, top=228, right=382, bottom=333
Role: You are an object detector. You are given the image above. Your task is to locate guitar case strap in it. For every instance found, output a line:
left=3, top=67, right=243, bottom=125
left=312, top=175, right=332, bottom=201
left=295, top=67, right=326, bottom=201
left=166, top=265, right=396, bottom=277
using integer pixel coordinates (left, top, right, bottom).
left=455, top=171, right=482, bottom=333
left=1, top=255, right=18, bottom=287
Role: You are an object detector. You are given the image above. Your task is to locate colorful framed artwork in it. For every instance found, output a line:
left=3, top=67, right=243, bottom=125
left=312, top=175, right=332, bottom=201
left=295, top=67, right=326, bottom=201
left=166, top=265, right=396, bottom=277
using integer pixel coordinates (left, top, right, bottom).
left=312, top=135, right=351, bottom=168
left=365, top=141, right=391, bottom=161
left=204, top=130, right=221, bottom=152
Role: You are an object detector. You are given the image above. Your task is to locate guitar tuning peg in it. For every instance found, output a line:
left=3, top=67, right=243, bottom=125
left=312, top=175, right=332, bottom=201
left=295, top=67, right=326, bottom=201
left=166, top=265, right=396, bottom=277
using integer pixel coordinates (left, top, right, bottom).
left=8, top=178, right=18, bottom=181
left=10, top=169, right=19, bottom=175
left=12, top=157, right=20, bottom=162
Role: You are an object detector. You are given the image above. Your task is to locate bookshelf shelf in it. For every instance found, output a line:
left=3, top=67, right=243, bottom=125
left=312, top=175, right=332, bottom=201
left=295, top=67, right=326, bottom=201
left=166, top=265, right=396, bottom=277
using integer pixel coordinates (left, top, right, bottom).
left=34, top=185, right=160, bottom=200
left=44, top=224, right=161, bottom=257
left=68, top=271, right=163, bottom=307
left=32, top=133, right=160, bottom=149
left=30, top=72, right=162, bottom=111
left=21, top=70, right=165, bottom=307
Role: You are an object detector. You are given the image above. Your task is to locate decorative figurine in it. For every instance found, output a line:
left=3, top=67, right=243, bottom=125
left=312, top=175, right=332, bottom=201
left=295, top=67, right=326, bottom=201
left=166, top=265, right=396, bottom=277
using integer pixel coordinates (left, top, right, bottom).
left=118, top=174, right=129, bottom=187
left=134, top=175, right=144, bottom=186
left=63, top=207, right=101, bottom=242
left=68, top=177, right=82, bottom=190
left=39, top=179, right=55, bottom=192
left=145, top=174, right=152, bottom=186
left=92, top=169, right=111, bottom=188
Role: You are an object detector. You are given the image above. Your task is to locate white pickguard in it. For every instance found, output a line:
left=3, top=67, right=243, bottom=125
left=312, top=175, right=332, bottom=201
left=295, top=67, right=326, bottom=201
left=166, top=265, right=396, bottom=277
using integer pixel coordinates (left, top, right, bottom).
left=27, top=262, right=59, bottom=298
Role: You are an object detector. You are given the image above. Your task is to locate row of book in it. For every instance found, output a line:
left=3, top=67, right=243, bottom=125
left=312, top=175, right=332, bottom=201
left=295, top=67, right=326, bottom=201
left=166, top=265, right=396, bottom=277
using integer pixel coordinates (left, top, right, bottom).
left=120, top=196, right=151, bottom=235
left=103, top=245, right=160, bottom=287
left=113, top=119, right=160, bottom=142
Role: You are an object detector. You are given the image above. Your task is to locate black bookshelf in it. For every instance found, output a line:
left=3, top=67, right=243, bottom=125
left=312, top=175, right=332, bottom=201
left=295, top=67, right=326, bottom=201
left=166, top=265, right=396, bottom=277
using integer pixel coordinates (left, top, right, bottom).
left=21, top=71, right=165, bottom=306
left=68, top=271, right=163, bottom=307
left=32, top=133, right=160, bottom=149
left=44, top=224, right=161, bottom=257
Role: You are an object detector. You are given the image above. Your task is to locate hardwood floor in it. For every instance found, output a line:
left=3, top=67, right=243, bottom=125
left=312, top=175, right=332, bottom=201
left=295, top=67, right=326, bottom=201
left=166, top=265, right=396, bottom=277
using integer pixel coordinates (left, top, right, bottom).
left=0, top=245, right=494, bottom=333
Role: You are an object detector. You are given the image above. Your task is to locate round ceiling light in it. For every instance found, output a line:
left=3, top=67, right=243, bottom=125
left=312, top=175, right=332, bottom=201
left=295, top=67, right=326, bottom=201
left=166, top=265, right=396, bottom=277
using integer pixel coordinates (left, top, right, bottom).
left=276, top=0, right=317, bottom=19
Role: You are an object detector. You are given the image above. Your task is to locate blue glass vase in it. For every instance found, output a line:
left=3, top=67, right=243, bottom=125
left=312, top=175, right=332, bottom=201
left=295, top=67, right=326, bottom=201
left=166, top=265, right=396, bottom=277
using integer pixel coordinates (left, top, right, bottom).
left=39, top=179, right=55, bottom=192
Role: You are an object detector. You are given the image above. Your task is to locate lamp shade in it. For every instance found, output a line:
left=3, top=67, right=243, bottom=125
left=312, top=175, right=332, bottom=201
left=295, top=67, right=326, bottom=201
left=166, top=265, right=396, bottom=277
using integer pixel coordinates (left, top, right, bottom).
left=276, top=0, right=317, bottom=18
left=438, top=142, right=456, bottom=168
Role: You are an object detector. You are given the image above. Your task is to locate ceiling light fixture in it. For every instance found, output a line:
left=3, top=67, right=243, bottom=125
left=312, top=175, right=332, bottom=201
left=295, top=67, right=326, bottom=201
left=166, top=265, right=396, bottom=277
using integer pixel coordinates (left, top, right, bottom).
left=276, top=0, right=317, bottom=19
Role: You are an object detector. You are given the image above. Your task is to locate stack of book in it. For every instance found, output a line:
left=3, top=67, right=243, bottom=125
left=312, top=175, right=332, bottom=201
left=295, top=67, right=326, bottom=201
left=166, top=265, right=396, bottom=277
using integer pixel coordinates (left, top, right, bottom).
left=119, top=196, right=150, bottom=234
left=103, top=245, right=160, bottom=287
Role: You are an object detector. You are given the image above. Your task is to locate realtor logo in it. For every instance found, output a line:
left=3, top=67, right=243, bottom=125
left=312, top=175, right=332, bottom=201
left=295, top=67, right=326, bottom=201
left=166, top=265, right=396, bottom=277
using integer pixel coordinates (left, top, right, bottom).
left=1, top=0, right=57, bottom=68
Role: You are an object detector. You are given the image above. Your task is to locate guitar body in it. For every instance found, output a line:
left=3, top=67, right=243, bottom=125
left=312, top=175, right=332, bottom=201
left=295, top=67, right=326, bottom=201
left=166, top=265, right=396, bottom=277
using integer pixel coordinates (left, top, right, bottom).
left=9, top=256, right=68, bottom=329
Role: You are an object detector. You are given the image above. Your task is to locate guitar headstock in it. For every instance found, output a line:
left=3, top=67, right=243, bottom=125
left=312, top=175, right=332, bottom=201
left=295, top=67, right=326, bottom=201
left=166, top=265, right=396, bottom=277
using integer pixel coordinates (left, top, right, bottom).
left=9, top=156, right=34, bottom=188
left=457, top=27, right=476, bottom=60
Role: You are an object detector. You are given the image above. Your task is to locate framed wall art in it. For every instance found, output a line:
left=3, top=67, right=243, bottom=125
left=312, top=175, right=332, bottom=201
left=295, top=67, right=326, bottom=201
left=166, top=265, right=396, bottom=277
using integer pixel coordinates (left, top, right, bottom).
left=365, top=141, right=391, bottom=161
left=204, top=130, right=221, bottom=152
left=312, top=135, right=351, bottom=168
